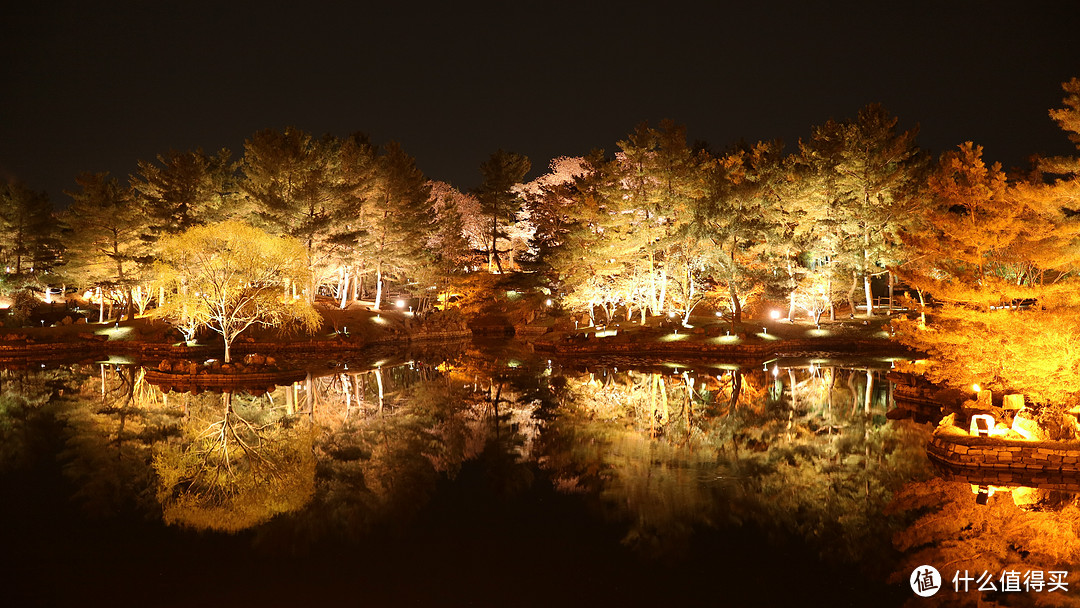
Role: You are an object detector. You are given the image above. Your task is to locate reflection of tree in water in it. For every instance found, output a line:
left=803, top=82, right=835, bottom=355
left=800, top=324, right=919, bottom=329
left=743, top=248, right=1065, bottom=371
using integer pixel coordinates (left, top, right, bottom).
left=890, top=478, right=1080, bottom=607
left=539, top=365, right=931, bottom=565
left=59, top=364, right=178, bottom=517
left=0, top=365, right=90, bottom=471
left=154, top=390, right=315, bottom=533
left=267, top=359, right=540, bottom=543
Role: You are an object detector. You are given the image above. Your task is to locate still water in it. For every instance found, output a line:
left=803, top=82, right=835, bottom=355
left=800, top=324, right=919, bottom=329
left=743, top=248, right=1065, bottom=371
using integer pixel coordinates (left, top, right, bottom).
left=0, top=342, right=1076, bottom=607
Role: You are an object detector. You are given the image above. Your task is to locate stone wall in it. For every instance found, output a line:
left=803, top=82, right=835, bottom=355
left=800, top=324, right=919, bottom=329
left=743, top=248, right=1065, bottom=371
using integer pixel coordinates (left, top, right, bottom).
left=928, top=433, right=1080, bottom=474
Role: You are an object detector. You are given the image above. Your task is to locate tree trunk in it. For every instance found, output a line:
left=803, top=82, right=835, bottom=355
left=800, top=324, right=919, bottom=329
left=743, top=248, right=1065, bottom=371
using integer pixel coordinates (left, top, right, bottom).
left=828, top=263, right=835, bottom=321
left=339, top=270, right=350, bottom=309
left=729, top=283, right=741, bottom=333
left=490, top=211, right=503, bottom=274
left=887, top=270, right=894, bottom=315
left=847, top=271, right=858, bottom=317
left=863, top=234, right=874, bottom=316
left=223, top=337, right=232, bottom=364
left=863, top=271, right=874, bottom=317
left=657, top=266, right=667, bottom=314
left=374, top=262, right=383, bottom=311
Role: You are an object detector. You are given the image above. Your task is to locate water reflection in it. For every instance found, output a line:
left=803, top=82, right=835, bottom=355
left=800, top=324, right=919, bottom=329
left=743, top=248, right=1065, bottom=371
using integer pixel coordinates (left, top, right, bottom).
left=538, top=363, right=927, bottom=564
left=4, top=352, right=1078, bottom=603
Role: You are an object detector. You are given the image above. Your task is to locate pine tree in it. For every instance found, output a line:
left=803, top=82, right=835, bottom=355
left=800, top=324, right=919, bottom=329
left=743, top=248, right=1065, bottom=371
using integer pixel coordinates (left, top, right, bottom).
left=132, top=148, right=234, bottom=240
left=359, top=143, right=434, bottom=310
left=477, top=150, right=530, bottom=273
left=0, top=180, right=62, bottom=279
left=63, top=172, right=150, bottom=319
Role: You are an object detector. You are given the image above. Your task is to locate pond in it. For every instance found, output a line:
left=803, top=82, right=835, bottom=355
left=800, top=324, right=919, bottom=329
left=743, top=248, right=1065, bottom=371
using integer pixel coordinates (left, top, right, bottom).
left=1, top=341, right=1076, bottom=607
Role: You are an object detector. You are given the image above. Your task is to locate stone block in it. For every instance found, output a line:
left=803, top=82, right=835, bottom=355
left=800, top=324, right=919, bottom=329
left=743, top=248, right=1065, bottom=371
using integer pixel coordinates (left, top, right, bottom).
left=1003, top=394, right=1025, bottom=410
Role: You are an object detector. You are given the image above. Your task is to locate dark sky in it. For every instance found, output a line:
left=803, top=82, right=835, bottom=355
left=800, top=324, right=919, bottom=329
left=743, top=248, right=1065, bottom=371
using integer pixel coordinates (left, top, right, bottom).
left=2, top=1, right=1079, bottom=205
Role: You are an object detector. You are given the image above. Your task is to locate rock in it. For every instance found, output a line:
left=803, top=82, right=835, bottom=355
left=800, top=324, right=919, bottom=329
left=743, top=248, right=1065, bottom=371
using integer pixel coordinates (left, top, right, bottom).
left=1003, top=394, right=1025, bottom=410
left=265, top=356, right=277, bottom=367
left=1011, top=409, right=1042, bottom=440
left=158, top=360, right=173, bottom=372
left=61, top=316, right=73, bottom=325
left=75, top=317, right=87, bottom=324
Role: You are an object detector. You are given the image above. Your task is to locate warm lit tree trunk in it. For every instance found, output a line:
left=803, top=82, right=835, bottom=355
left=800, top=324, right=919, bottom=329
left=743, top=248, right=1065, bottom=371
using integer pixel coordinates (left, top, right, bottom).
left=657, top=266, right=667, bottom=314
left=828, top=263, right=835, bottom=321
left=339, top=268, right=350, bottom=309
left=863, top=231, right=874, bottom=316
left=848, top=271, right=858, bottom=317
left=887, top=270, right=894, bottom=315
left=374, top=261, right=383, bottom=311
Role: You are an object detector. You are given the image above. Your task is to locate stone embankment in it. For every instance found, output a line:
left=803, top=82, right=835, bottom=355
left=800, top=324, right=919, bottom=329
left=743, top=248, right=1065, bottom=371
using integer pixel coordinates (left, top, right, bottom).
left=928, top=433, right=1080, bottom=475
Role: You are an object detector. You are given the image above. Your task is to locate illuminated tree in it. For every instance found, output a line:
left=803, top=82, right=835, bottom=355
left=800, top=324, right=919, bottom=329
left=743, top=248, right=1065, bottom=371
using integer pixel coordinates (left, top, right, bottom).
left=63, top=172, right=150, bottom=320
left=521, top=156, right=590, bottom=272
left=154, top=221, right=321, bottom=362
left=132, top=148, right=235, bottom=239
left=477, top=150, right=530, bottom=273
left=240, top=128, right=376, bottom=301
left=358, top=142, right=434, bottom=309
left=554, top=123, right=702, bottom=322
left=894, top=85, right=1080, bottom=421
left=0, top=180, right=62, bottom=278
left=693, top=142, right=782, bottom=328
left=805, top=105, right=923, bottom=316
left=421, top=181, right=471, bottom=309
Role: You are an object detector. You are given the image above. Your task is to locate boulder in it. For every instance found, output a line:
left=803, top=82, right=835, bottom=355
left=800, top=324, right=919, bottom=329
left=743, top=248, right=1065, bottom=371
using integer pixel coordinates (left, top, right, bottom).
left=1011, top=409, right=1043, bottom=440
left=1003, top=394, right=1025, bottom=410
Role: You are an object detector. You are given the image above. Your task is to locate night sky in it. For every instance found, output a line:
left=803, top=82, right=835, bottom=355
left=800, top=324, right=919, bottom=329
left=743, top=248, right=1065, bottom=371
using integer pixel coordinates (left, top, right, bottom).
left=3, top=1, right=1079, bottom=206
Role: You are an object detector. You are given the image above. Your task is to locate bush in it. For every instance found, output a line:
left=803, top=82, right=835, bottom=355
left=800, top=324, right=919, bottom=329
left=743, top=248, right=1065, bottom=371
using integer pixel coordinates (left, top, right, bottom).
left=4, top=290, right=37, bottom=327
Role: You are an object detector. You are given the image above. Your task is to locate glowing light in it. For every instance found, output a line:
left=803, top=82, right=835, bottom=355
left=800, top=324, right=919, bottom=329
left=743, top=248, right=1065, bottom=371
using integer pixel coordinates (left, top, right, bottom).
left=969, top=414, right=994, bottom=437
left=668, top=312, right=676, bottom=318
left=772, top=365, right=779, bottom=377
left=396, top=299, right=405, bottom=308
left=660, top=333, right=689, bottom=342
left=545, top=299, right=553, bottom=306
left=769, top=310, right=781, bottom=320
left=972, top=383, right=981, bottom=393
left=715, top=311, right=722, bottom=317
